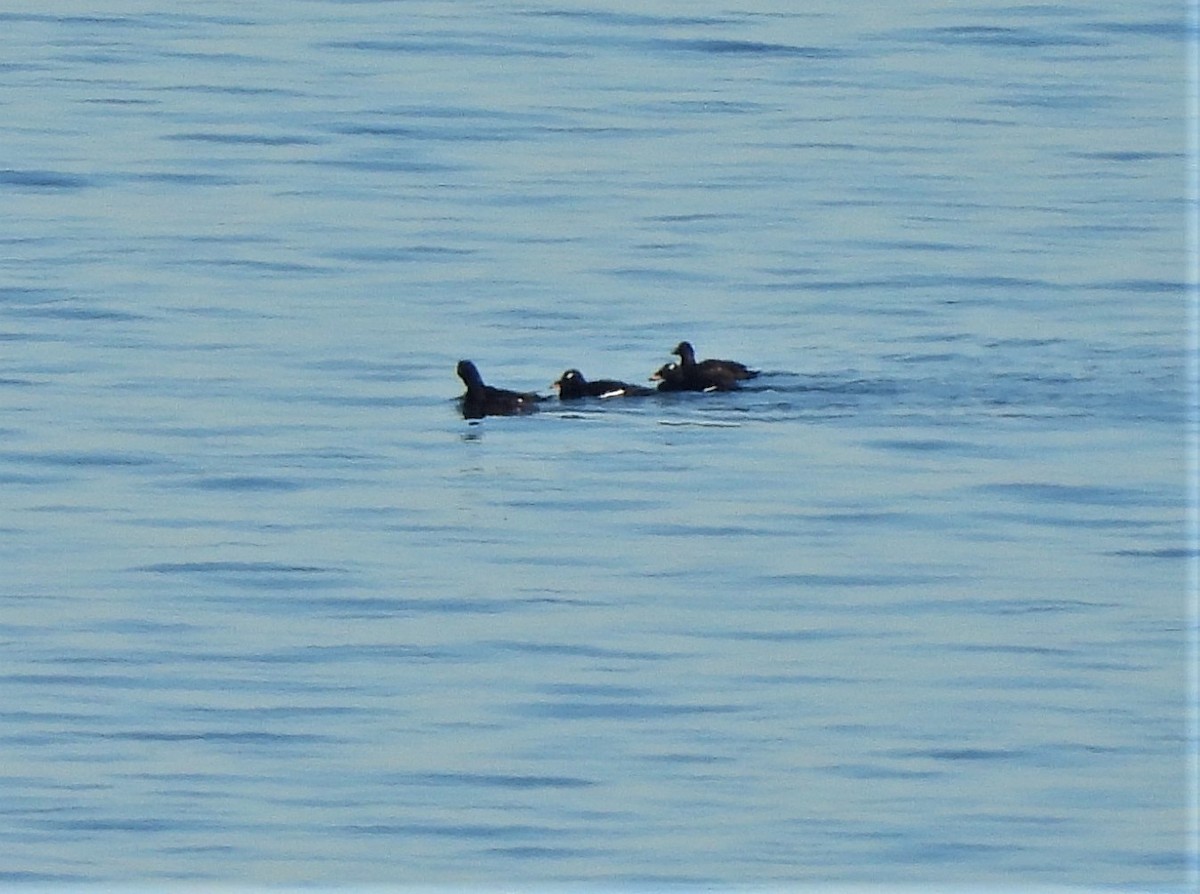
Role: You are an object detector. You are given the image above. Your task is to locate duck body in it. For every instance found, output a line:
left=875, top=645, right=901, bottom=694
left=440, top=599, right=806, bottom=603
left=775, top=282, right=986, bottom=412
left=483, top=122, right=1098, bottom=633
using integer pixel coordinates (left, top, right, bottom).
left=650, top=361, right=740, bottom=392
left=554, top=369, right=654, bottom=400
left=673, top=340, right=759, bottom=382
left=456, top=360, right=546, bottom=419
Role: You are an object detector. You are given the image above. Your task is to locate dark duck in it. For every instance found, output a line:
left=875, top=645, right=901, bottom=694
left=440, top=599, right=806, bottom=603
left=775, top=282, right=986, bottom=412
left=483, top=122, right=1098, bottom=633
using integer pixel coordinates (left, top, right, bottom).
left=456, top=360, right=546, bottom=419
left=651, top=342, right=759, bottom=392
left=673, top=341, right=758, bottom=381
left=553, top=369, right=654, bottom=400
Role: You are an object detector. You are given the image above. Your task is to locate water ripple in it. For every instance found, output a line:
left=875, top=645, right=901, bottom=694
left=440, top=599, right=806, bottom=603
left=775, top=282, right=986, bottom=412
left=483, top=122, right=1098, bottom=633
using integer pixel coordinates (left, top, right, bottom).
left=0, top=169, right=92, bottom=189
left=650, top=38, right=842, bottom=58
left=136, top=561, right=342, bottom=575
left=407, top=772, right=595, bottom=790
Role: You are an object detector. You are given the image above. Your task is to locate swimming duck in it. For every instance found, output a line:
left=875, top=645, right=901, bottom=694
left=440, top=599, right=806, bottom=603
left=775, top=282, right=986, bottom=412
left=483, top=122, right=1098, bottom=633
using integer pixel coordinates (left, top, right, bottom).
left=553, top=369, right=654, bottom=400
left=649, top=360, right=740, bottom=392
left=456, top=360, right=546, bottom=419
left=672, top=341, right=759, bottom=382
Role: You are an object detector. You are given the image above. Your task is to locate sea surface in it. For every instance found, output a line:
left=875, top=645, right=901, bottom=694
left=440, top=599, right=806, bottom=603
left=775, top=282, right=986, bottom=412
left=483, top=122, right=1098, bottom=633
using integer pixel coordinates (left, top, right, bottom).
left=0, top=1, right=1196, bottom=890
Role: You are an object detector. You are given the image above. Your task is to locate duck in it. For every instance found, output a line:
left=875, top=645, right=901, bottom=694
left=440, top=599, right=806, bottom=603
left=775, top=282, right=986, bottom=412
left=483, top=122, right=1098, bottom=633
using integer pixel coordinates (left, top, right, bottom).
left=649, top=360, right=740, bottom=393
left=553, top=369, right=654, bottom=400
left=672, top=341, right=758, bottom=382
left=456, top=360, right=546, bottom=419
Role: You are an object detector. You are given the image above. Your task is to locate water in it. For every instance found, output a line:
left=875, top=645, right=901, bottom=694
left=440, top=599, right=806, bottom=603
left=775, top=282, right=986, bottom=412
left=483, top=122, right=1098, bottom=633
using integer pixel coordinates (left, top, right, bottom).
left=0, top=1, right=1195, bottom=889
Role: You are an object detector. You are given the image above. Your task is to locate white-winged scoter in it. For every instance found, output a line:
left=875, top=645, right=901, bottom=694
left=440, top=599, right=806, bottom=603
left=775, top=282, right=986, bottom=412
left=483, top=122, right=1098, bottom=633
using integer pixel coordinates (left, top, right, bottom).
left=456, top=360, right=546, bottom=419
left=672, top=341, right=758, bottom=381
left=553, top=369, right=654, bottom=400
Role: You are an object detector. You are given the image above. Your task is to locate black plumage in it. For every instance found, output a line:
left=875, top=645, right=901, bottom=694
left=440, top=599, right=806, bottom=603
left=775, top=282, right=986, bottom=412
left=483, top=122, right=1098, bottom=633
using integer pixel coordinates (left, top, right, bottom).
left=672, top=341, right=758, bottom=382
left=649, top=341, right=758, bottom=392
left=649, top=360, right=738, bottom=392
left=554, top=369, right=654, bottom=400
left=456, top=360, right=546, bottom=419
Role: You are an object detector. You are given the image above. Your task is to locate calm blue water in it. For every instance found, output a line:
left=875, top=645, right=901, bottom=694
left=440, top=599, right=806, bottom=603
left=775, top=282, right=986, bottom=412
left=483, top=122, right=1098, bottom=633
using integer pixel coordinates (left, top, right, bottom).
left=1, top=1, right=1195, bottom=889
